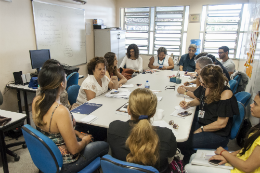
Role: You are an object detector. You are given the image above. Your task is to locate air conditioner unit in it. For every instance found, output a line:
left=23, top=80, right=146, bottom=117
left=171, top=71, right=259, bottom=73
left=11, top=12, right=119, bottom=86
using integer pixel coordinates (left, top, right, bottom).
left=58, top=0, right=87, bottom=5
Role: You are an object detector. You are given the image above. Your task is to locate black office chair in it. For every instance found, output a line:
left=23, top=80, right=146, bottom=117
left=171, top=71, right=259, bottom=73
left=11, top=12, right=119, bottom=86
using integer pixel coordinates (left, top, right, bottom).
left=0, top=91, right=26, bottom=161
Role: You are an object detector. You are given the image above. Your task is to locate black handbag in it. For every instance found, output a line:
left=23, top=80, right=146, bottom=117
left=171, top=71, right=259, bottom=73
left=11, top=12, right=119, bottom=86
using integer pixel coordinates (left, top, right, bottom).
left=236, top=119, right=252, bottom=147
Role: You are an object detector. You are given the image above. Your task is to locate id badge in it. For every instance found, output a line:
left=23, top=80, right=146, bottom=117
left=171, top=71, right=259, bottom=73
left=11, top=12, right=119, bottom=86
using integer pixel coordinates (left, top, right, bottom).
left=198, top=110, right=205, bottom=118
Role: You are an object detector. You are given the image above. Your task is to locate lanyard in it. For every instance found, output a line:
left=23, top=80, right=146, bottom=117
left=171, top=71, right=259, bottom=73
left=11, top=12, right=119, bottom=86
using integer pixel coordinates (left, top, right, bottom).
left=200, top=88, right=206, bottom=111
left=158, top=56, right=165, bottom=65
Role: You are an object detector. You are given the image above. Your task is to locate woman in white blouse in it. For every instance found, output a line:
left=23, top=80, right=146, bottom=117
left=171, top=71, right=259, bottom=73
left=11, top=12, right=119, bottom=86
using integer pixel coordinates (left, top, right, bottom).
left=76, top=57, right=114, bottom=105
left=119, top=44, right=143, bottom=73
left=148, top=47, right=174, bottom=70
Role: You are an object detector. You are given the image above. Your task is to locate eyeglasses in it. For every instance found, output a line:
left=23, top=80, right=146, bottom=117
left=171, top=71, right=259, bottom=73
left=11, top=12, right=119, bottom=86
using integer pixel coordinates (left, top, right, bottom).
left=130, top=50, right=135, bottom=53
left=218, top=52, right=224, bottom=55
left=188, top=49, right=196, bottom=52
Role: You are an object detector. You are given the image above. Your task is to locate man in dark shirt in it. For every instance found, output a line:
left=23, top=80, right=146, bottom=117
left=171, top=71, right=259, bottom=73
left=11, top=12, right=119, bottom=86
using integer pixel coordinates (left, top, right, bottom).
left=178, top=44, right=197, bottom=72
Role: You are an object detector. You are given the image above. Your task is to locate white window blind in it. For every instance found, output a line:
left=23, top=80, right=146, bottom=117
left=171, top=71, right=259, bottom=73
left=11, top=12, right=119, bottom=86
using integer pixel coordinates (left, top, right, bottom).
left=122, top=6, right=188, bottom=56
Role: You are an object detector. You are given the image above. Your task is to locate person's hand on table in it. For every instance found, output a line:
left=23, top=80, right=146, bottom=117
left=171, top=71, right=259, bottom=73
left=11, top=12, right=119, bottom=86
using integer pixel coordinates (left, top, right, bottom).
left=179, top=101, right=189, bottom=109
left=177, top=86, right=186, bottom=94
left=215, top=147, right=226, bottom=155
left=209, top=155, right=228, bottom=165
left=184, top=81, right=190, bottom=86
left=162, top=66, right=167, bottom=70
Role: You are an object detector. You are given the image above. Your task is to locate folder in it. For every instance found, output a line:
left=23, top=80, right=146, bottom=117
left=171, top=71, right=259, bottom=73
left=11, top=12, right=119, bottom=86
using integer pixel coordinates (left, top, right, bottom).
left=71, top=102, right=102, bottom=115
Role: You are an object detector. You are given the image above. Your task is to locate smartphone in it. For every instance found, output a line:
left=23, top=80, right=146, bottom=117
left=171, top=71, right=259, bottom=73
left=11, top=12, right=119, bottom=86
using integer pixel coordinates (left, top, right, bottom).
left=209, top=160, right=221, bottom=166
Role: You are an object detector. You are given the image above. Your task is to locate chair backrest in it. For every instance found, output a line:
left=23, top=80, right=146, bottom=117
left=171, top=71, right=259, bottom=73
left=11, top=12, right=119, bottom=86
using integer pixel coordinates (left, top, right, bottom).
left=233, top=75, right=241, bottom=93
left=22, top=124, right=63, bottom=173
left=229, top=80, right=238, bottom=94
left=235, top=91, right=252, bottom=107
left=67, top=85, right=81, bottom=105
left=101, top=154, right=159, bottom=173
left=66, top=72, right=79, bottom=90
left=230, top=102, right=245, bottom=140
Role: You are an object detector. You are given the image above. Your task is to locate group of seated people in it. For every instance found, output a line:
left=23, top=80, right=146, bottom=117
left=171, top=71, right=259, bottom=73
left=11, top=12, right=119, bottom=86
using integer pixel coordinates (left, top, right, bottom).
left=31, top=43, right=260, bottom=173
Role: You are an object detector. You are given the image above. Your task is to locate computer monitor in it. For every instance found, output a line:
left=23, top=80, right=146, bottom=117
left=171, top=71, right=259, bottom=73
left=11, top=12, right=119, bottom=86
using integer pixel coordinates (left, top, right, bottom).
left=29, top=49, right=51, bottom=73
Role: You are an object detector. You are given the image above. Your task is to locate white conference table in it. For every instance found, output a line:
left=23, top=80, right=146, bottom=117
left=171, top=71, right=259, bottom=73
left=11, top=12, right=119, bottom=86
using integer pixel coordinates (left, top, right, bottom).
left=73, top=70, right=196, bottom=142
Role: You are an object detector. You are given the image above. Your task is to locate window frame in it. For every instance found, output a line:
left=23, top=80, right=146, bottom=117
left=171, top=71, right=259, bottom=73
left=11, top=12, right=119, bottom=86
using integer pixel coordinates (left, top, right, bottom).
left=201, top=4, right=246, bottom=59
left=121, top=6, right=188, bottom=56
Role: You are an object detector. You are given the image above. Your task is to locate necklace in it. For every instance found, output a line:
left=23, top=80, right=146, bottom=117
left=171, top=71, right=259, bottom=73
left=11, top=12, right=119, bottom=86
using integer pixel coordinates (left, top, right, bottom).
left=158, top=56, right=165, bottom=65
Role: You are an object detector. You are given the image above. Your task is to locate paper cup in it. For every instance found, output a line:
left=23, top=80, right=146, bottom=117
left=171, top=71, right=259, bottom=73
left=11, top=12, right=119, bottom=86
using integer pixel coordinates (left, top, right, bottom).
left=156, top=109, right=164, bottom=120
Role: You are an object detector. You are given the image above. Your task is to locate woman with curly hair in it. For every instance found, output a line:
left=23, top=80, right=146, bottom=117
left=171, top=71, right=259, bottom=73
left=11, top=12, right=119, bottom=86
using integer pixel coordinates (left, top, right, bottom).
left=119, top=44, right=143, bottom=73
left=185, top=91, right=260, bottom=173
left=178, top=64, right=239, bottom=164
left=76, top=57, right=114, bottom=104
left=107, top=88, right=177, bottom=173
left=104, top=52, right=127, bottom=88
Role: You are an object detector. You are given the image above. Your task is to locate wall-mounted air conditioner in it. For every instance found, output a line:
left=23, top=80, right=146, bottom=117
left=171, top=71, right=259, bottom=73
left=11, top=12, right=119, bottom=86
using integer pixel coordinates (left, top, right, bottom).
left=58, top=0, right=87, bottom=5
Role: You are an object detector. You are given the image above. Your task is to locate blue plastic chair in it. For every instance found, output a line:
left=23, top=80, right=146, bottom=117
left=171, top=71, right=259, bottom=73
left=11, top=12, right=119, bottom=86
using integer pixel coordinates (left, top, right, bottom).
left=67, top=85, right=81, bottom=105
left=235, top=91, right=252, bottom=107
left=66, top=72, right=79, bottom=90
left=22, top=124, right=100, bottom=173
left=229, top=80, right=238, bottom=94
left=233, top=75, right=241, bottom=93
left=101, top=154, right=159, bottom=173
left=194, top=101, right=245, bottom=151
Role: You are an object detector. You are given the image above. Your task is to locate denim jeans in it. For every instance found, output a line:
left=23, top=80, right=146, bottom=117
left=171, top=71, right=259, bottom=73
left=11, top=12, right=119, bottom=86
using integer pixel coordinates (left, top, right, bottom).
left=178, top=112, right=229, bottom=164
left=61, top=141, right=109, bottom=173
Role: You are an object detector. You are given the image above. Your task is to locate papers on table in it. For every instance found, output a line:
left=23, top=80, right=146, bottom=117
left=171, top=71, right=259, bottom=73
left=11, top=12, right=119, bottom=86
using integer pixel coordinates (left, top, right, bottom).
left=191, top=150, right=233, bottom=170
left=151, top=90, right=161, bottom=94
left=105, top=89, right=131, bottom=99
left=115, top=102, right=129, bottom=115
left=152, top=120, right=178, bottom=136
left=170, top=107, right=193, bottom=119
left=78, top=114, right=98, bottom=124
left=121, top=84, right=134, bottom=88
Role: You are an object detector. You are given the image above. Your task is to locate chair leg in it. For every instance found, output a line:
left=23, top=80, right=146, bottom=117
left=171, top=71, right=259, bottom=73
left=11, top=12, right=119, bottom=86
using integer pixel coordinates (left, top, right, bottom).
left=6, top=149, right=20, bottom=161
left=6, top=141, right=26, bottom=148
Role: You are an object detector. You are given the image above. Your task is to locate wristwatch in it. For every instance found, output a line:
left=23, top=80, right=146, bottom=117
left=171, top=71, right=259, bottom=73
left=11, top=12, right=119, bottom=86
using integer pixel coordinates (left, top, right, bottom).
left=184, top=89, right=187, bottom=95
left=200, top=126, right=204, bottom=132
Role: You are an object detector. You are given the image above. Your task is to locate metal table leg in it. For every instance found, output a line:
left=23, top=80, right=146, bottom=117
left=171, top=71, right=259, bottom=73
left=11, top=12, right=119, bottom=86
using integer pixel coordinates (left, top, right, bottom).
left=17, top=90, right=22, bottom=113
left=0, top=131, right=9, bottom=173
left=23, top=91, right=30, bottom=125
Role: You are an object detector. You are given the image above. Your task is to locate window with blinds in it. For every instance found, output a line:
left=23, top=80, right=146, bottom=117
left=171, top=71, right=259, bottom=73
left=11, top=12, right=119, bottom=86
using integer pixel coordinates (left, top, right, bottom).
left=200, top=4, right=248, bottom=59
left=121, top=6, right=188, bottom=56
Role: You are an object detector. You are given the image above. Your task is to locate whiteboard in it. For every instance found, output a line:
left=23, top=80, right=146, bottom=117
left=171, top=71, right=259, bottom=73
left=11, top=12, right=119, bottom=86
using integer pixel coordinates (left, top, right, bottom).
left=32, top=0, right=86, bottom=66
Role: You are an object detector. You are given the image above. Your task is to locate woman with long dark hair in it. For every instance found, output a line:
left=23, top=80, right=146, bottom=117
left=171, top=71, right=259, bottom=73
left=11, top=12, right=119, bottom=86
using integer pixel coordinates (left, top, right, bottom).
left=104, top=52, right=127, bottom=88
left=185, top=91, right=260, bottom=173
left=32, top=59, right=109, bottom=172
left=178, top=64, right=239, bottom=164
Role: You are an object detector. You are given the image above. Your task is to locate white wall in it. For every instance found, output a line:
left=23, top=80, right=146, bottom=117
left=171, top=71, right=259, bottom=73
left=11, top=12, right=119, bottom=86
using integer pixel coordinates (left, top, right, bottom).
left=0, top=0, right=117, bottom=112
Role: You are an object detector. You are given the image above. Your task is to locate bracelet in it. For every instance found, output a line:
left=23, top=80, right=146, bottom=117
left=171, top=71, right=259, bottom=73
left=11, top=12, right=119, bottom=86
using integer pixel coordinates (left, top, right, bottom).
left=220, top=149, right=227, bottom=156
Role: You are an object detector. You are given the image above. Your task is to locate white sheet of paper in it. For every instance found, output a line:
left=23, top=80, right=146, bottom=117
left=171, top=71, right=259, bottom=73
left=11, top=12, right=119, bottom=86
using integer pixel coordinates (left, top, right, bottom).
left=170, top=107, right=193, bottom=118
left=80, top=115, right=98, bottom=124
left=121, top=84, right=134, bottom=88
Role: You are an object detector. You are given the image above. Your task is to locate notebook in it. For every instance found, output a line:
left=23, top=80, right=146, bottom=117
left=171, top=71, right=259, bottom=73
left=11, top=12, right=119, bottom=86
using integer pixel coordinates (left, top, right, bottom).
left=71, top=102, right=102, bottom=115
left=191, top=150, right=233, bottom=170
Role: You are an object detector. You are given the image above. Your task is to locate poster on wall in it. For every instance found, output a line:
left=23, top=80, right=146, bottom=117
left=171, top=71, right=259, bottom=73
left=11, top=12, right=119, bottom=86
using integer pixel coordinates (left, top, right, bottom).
left=245, top=18, right=260, bottom=78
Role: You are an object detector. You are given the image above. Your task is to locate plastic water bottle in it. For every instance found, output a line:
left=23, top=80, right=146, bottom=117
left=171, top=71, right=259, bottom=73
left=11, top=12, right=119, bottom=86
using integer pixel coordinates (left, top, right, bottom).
left=145, top=80, right=150, bottom=89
